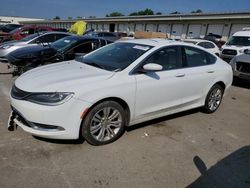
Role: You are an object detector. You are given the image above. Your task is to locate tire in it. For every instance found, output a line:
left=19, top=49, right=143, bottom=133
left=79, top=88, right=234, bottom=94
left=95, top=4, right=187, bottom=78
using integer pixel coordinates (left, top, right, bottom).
left=202, top=84, right=224, bottom=113
left=81, top=101, right=127, bottom=146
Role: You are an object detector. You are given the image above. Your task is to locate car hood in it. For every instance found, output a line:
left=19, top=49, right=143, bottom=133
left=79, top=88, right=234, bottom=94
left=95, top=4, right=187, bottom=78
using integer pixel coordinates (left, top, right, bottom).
left=222, top=45, right=250, bottom=51
left=234, top=54, right=250, bottom=63
left=0, top=41, right=25, bottom=47
left=15, top=60, right=115, bottom=93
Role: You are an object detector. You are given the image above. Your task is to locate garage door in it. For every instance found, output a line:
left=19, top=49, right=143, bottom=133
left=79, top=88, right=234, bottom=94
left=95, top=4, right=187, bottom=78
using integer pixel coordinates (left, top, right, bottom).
left=146, top=24, right=156, bottom=32
left=128, top=23, right=135, bottom=32
left=187, top=24, right=202, bottom=38
left=230, top=24, right=250, bottom=36
left=157, top=24, right=170, bottom=34
left=118, top=24, right=128, bottom=32
left=91, top=23, right=97, bottom=31
left=97, top=24, right=103, bottom=31
left=207, top=24, right=224, bottom=36
left=103, top=24, right=109, bottom=32
left=171, top=24, right=183, bottom=39
left=135, top=24, right=145, bottom=32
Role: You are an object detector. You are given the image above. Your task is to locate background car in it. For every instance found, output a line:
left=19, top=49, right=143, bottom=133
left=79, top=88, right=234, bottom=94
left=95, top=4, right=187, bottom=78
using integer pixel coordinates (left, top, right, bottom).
left=204, top=33, right=226, bottom=48
left=7, top=36, right=112, bottom=75
left=0, top=24, right=23, bottom=33
left=229, top=48, right=250, bottom=81
left=8, top=39, right=232, bottom=145
left=85, top=31, right=120, bottom=42
left=0, top=24, right=23, bottom=43
left=220, top=29, right=250, bottom=62
left=0, top=31, right=72, bottom=62
left=182, top=39, right=220, bottom=56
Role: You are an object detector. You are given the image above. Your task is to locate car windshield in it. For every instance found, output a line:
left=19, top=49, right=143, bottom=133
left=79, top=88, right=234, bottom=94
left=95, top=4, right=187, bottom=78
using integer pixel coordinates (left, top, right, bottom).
left=51, top=36, right=78, bottom=52
left=227, top=36, right=250, bottom=46
left=79, top=42, right=153, bottom=71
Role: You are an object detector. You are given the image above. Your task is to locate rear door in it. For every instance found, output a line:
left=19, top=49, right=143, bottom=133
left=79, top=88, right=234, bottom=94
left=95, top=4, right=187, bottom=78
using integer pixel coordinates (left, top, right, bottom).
left=180, top=46, right=217, bottom=105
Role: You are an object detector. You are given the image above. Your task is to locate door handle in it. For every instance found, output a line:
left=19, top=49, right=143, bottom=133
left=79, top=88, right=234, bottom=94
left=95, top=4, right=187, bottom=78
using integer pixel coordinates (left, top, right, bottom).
left=207, top=70, right=215, bottom=73
left=175, top=73, right=185, bottom=77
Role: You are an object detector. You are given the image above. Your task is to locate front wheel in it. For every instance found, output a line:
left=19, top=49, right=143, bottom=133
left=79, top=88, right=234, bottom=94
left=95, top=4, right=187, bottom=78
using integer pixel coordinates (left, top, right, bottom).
left=202, top=84, right=224, bottom=113
left=81, top=101, right=127, bottom=146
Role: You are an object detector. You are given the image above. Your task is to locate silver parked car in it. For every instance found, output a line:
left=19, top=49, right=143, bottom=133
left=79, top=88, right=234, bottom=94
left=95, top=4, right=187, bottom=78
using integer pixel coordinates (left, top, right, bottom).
left=0, top=32, right=72, bottom=62
left=230, top=49, right=250, bottom=81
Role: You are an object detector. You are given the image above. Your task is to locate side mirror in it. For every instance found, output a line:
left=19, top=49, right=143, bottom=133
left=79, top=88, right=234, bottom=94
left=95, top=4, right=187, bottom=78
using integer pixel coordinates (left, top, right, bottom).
left=143, top=63, right=163, bottom=72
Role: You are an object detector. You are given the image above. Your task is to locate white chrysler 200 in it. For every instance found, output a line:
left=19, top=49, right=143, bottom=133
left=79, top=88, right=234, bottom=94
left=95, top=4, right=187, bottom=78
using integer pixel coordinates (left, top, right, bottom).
left=8, top=39, right=233, bottom=145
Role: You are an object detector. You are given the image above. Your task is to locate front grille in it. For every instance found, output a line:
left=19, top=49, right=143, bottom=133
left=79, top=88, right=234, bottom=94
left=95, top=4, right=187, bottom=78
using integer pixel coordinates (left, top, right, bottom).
left=11, top=85, right=31, bottom=100
left=236, top=62, right=250, bottom=74
left=222, top=49, right=237, bottom=56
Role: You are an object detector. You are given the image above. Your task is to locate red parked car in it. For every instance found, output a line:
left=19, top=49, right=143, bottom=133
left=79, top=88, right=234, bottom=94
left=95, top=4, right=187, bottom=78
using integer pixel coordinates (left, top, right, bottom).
left=10, top=25, right=55, bottom=40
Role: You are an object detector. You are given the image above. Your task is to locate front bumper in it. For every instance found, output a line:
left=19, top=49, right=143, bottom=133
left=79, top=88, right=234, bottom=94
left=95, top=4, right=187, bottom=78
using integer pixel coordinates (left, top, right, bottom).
left=9, top=96, right=92, bottom=139
left=0, top=57, right=8, bottom=63
left=233, top=71, right=250, bottom=80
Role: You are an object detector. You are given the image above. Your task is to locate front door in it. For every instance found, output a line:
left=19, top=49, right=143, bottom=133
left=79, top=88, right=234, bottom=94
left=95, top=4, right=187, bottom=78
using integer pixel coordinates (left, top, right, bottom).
left=134, top=46, right=187, bottom=119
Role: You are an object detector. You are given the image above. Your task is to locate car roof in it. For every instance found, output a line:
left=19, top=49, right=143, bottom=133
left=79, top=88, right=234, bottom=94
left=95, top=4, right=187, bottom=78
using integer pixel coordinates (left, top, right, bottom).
left=61, top=35, right=109, bottom=42
left=118, top=38, right=184, bottom=47
left=233, top=31, right=250, bottom=37
left=182, top=39, right=211, bottom=43
left=39, top=31, right=72, bottom=35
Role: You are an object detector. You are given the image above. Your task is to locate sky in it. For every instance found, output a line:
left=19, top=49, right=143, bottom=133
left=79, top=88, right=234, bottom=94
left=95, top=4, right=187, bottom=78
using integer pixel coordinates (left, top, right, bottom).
left=1, top=0, right=250, bottom=19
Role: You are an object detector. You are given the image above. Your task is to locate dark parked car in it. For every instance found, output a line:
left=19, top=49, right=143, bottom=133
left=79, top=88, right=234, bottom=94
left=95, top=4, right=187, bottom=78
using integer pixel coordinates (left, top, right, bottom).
left=204, top=33, right=226, bottom=48
left=85, top=31, right=120, bottom=42
left=0, top=31, right=72, bottom=62
left=0, top=24, right=23, bottom=33
left=7, top=36, right=112, bottom=75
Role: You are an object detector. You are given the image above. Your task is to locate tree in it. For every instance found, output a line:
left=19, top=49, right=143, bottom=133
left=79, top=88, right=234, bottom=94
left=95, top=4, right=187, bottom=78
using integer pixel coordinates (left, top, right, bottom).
left=191, top=9, right=203, bottom=13
left=129, top=8, right=154, bottom=16
left=53, top=16, right=60, bottom=20
left=68, top=16, right=73, bottom=19
left=88, top=16, right=96, bottom=18
left=106, top=12, right=124, bottom=17
left=156, top=12, right=162, bottom=15
left=170, top=11, right=181, bottom=14
left=77, top=16, right=82, bottom=19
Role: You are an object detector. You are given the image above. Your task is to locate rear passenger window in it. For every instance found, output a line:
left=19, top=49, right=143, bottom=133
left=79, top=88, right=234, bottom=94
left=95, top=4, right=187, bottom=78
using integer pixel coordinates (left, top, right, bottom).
left=204, top=42, right=215, bottom=49
left=198, top=42, right=215, bottom=49
left=184, top=46, right=215, bottom=67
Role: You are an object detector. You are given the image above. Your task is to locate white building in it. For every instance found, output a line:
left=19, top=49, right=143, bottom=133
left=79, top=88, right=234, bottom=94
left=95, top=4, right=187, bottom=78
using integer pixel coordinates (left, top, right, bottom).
left=0, top=16, right=44, bottom=25
left=20, top=12, right=250, bottom=41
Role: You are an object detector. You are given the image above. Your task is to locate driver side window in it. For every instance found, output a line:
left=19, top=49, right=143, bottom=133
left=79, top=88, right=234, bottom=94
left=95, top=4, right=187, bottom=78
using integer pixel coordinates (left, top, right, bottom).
left=143, top=46, right=182, bottom=71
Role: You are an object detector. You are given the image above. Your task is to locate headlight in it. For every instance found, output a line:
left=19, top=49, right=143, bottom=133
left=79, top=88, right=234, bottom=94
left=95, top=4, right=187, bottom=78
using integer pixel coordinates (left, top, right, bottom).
left=239, top=49, right=245, bottom=53
left=25, top=92, right=74, bottom=106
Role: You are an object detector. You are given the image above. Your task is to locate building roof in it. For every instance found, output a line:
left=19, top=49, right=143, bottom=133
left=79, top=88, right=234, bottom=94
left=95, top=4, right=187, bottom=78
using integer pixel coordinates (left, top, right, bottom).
left=19, top=12, right=250, bottom=24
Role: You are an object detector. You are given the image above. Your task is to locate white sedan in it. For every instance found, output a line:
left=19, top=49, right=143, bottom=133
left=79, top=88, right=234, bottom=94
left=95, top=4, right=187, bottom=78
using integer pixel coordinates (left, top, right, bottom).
left=8, top=39, right=233, bottom=145
left=182, top=39, right=220, bottom=56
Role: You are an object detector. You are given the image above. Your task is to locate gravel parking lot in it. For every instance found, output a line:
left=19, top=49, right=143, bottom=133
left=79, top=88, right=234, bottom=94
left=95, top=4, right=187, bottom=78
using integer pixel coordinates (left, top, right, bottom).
left=0, top=62, right=249, bottom=188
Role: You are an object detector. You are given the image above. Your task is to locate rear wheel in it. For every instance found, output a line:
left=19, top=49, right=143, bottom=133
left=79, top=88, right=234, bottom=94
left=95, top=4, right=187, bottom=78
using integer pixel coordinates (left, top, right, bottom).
left=81, top=101, right=126, bottom=145
left=203, top=84, right=224, bottom=113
